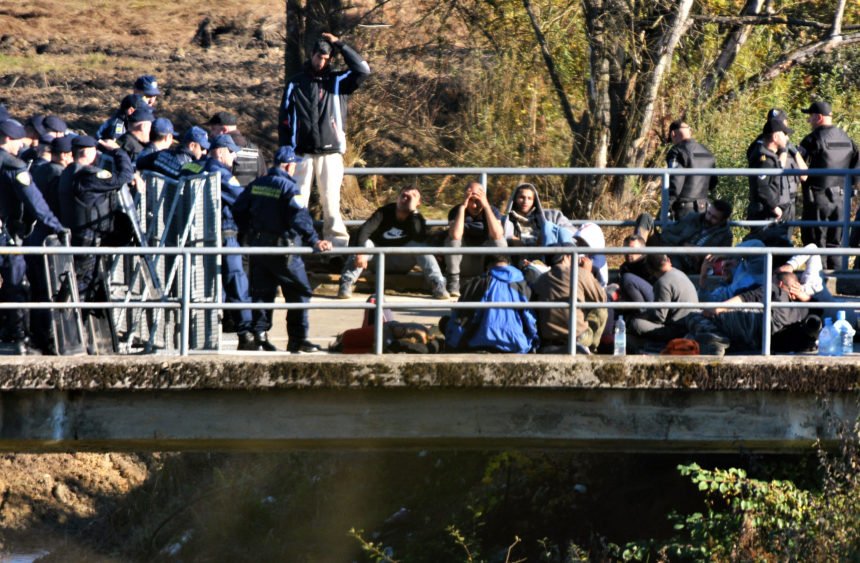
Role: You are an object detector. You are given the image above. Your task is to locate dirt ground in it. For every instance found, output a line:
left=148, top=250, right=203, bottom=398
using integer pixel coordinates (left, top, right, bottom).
left=0, top=1, right=286, bottom=554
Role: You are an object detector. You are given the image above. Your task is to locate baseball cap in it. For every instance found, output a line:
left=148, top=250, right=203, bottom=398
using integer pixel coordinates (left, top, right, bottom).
left=800, top=101, right=832, bottom=116
left=129, top=107, right=155, bottom=123
left=210, top=134, right=240, bottom=153
left=0, top=119, right=27, bottom=140
left=206, top=111, right=237, bottom=126
left=51, top=136, right=74, bottom=153
left=763, top=119, right=794, bottom=136
left=71, top=135, right=97, bottom=149
left=43, top=115, right=67, bottom=133
left=152, top=117, right=175, bottom=136
left=25, top=115, right=47, bottom=137
left=767, top=108, right=788, bottom=122
left=274, top=145, right=303, bottom=164
left=181, top=126, right=211, bottom=150
left=134, top=74, right=161, bottom=96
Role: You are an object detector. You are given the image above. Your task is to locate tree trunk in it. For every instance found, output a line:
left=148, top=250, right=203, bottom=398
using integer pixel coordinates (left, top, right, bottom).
left=285, top=0, right=304, bottom=80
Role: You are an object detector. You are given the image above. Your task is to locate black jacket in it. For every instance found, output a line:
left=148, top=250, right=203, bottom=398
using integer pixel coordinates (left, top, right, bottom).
left=666, top=139, right=717, bottom=206
left=799, top=125, right=860, bottom=189
left=278, top=42, right=370, bottom=154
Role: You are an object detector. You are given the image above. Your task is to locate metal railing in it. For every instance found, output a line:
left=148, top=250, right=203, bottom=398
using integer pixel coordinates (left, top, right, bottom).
left=3, top=242, right=858, bottom=357
left=5, top=166, right=859, bottom=357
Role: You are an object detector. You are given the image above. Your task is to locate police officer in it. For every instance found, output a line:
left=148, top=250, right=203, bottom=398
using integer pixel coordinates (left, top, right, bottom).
left=0, top=119, right=68, bottom=353
left=798, top=101, right=860, bottom=268
left=136, top=117, right=175, bottom=162
left=180, top=134, right=253, bottom=347
left=57, top=135, right=135, bottom=299
left=97, top=94, right=146, bottom=141
left=235, top=146, right=332, bottom=353
left=117, top=106, right=154, bottom=164
left=665, top=120, right=718, bottom=220
left=747, top=119, right=806, bottom=238
left=133, top=75, right=161, bottom=109
left=137, top=126, right=209, bottom=180
left=205, top=111, right=265, bottom=186
left=32, top=136, right=73, bottom=219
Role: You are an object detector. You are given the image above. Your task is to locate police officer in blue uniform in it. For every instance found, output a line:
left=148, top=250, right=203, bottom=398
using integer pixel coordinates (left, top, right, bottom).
left=57, top=135, right=135, bottom=298
left=0, top=119, right=68, bottom=353
left=137, top=126, right=209, bottom=180
left=235, top=146, right=332, bottom=352
left=97, top=94, right=146, bottom=141
left=180, top=134, right=254, bottom=348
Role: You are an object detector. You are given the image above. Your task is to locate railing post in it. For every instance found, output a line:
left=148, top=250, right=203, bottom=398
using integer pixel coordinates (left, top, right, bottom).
left=567, top=249, right=579, bottom=356
left=374, top=251, right=386, bottom=355
left=842, top=174, right=853, bottom=270
left=180, top=250, right=192, bottom=356
left=761, top=252, right=773, bottom=356
left=480, top=172, right=488, bottom=189
left=660, top=172, right=671, bottom=224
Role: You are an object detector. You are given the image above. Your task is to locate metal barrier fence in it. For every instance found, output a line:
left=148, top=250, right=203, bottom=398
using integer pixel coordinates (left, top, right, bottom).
left=2, top=243, right=859, bottom=357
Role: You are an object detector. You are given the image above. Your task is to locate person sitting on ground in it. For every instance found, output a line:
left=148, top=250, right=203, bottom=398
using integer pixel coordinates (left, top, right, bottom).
left=633, top=199, right=734, bottom=275
left=698, top=270, right=821, bottom=354
left=338, top=186, right=450, bottom=300
left=445, top=180, right=506, bottom=297
left=697, top=239, right=768, bottom=303
left=628, top=253, right=699, bottom=348
left=442, top=255, right=539, bottom=353
left=502, top=183, right=575, bottom=269
left=617, top=234, right=653, bottom=302
left=532, top=243, right=607, bottom=353
left=777, top=243, right=854, bottom=325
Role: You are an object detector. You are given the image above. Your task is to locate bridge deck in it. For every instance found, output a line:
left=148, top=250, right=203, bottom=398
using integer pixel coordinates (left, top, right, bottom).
left=0, top=355, right=857, bottom=453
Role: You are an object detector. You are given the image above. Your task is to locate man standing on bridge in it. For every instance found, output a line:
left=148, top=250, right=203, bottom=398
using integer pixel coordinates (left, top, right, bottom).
left=665, top=120, right=718, bottom=220
left=278, top=32, right=371, bottom=247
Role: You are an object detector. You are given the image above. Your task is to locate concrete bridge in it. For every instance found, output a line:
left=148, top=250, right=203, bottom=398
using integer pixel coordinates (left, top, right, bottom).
left=0, top=355, right=857, bottom=453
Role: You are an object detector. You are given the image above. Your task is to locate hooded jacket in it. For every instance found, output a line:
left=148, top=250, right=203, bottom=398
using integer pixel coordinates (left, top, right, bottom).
left=502, top=183, right=575, bottom=247
left=278, top=42, right=371, bottom=154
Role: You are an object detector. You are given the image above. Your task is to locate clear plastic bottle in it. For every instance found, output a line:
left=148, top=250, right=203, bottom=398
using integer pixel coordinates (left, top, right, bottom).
left=833, top=310, right=855, bottom=356
left=614, top=315, right=627, bottom=356
left=818, top=317, right=836, bottom=356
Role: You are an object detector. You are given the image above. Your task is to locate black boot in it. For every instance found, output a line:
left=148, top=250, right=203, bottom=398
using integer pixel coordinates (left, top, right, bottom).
left=237, top=332, right=260, bottom=351
left=254, top=332, right=278, bottom=352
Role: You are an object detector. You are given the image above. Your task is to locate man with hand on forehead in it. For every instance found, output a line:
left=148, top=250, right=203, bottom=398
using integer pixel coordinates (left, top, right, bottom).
left=279, top=32, right=371, bottom=247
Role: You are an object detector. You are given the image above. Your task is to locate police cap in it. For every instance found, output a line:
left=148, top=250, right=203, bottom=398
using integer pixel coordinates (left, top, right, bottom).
left=763, top=119, right=794, bottom=136
left=71, top=135, right=97, bottom=149
left=766, top=108, right=788, bottom=123
left=120, top=94, right=143, bottom=112
left=206, top=111, right=237, bottom=126
left=134, top=74, right=161, bottom=96
left=43, top=115, right=67, bottom=133
left=25, top=115, right=47, bottom=138
left=800, top=101, right=832, bottom=116
left=182, top=126, right=210, bottom=149
left=274, top=145, right=303, bottom=164
left=51, top=136, right=74, bottom=153
left=0, top=119, right=27, bottom=140
left=152, top=117, right=175, bottom=136
left=210, top=134, right=240, bottom=153
left=129, top=107, right=155, bottom=123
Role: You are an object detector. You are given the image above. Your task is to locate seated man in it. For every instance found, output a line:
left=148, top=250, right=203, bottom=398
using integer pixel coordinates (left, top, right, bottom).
left=636, top=199, right=734, bottom=275
left=443, top=255, right=539, bottom=353
left=628, top=253, right=699, bottom=346
left=502, top=182, right=574, bottom=261
left=700, top=271, right=820, bottom=354
left=338, top=186, right=450, bottom=299
left=697, top=239, right=767, bottom=302
left=445, top=180, right=506, bottom=297
left=618, top=234, right=653, bottom=303
left=532, top=245, right=607, bottom=353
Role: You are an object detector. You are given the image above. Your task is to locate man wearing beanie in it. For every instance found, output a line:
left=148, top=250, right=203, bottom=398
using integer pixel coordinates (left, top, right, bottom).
left=278, top=32, right=371, bottom=247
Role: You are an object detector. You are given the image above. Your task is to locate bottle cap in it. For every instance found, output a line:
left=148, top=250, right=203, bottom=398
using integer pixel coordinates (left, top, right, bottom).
left=838, top=310, right=846, bottom=321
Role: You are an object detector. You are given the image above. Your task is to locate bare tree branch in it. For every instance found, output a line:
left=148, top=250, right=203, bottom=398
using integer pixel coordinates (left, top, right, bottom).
left=727, top=31, right=860, bottom=100
left=690, top=13, right=859, bottom=32
left=699, top=0, right=763, bottom=99
left=521, top=0, right=578, bottom=136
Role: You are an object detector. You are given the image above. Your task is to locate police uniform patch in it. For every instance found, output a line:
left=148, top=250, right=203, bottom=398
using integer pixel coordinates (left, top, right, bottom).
left=228, top=177, right=241, bottom=186
left=15, top=171, right=31, bottom=186
left=760, top=155, right=767, bottom=162
left=96, top=170, right=113, bottom=179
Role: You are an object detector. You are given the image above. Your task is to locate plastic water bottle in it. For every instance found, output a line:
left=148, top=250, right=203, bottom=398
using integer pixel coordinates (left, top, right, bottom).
left=833, top=310, right=855, bottom=356
left=818, top=317, right=836, bottom=356
left=614, top=315, right=627, bottom=356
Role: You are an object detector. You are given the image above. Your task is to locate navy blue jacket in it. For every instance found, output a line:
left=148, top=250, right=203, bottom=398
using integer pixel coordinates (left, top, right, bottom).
left=278, top=42, right=371, bottom=153
left=0, top=149, right=64, bottom=236
left=57, top=149, right=134, bottom=233
left=137, top=146, right=196, bottom=180
left=235, top=167, right=319, bottom=246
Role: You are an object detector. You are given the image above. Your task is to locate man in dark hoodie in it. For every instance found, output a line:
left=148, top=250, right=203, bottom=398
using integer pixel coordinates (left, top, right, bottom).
left=278, top=32, right=371, bottom=247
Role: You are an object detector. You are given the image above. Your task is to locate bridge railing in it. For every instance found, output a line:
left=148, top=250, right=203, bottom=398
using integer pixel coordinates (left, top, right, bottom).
left=2, top=243, right=858, bottom=357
